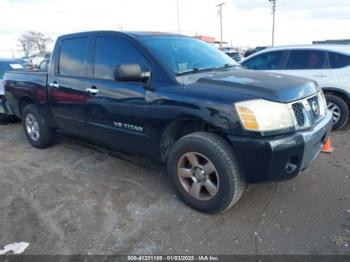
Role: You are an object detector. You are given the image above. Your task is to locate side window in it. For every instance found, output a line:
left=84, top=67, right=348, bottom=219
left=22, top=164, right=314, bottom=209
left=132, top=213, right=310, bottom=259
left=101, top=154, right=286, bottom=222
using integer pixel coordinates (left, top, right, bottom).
left=329, top=52, right=350, bottom=69
left=243, top=51, right=285, bottom=70
left=94, top=36, right=149, bottom=80
left=58, top=37, right=89, bottom=77
left=285, top=50, right=328, bottom=70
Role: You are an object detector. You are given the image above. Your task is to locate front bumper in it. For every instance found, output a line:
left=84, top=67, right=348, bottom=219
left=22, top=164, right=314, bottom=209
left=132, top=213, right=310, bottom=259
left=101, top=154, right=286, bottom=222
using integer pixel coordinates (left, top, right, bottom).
left=227, top=110, right=333, bottom=183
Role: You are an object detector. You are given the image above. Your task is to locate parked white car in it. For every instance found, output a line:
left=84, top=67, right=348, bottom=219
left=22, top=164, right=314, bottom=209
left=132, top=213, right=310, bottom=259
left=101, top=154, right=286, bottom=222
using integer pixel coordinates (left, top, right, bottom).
left=241, top=45, right=350, bottom=130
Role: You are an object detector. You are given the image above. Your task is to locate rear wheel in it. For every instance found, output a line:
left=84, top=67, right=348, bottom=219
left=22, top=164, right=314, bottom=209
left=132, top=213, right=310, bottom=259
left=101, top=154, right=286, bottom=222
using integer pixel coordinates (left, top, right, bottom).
left=22, top=104, right=56, bottom=148
left=167, top=132, right=244, bottom=214
left=325, top=94, right=349, bottom=130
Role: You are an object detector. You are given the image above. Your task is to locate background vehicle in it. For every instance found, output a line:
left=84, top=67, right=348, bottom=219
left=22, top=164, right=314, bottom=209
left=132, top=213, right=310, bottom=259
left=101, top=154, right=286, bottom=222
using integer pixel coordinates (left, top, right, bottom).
left=222, top=48, right=243, bottom=62
left=36, top=58, right=50, bottom=70
left=244, top=46, right=269, bottom=58
left=0, top=58, right=25, bottom=115
left=3, top=31, right=332, bottom=213
left=241, top=45, right=350, bottom=130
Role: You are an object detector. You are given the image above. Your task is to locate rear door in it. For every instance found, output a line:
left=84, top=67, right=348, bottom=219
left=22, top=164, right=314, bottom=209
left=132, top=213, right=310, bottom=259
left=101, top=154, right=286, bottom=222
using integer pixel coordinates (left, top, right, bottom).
left=47, top=36, right=91, bottom=136
left=86, top=34, right=152, bottom=154
left=280, top=49, right=331, bottom=87
left=327, top=51, right=350, bottom=94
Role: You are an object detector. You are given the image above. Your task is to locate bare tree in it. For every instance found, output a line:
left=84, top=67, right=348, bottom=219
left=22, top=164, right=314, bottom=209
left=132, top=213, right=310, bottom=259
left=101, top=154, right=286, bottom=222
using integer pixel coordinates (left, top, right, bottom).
left=18, top=31, right=52, bottom=57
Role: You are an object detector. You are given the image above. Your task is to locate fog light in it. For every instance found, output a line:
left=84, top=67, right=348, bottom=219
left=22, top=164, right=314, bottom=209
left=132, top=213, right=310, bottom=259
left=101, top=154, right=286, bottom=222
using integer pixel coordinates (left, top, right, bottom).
left=285, top=157, right=299, bottom=174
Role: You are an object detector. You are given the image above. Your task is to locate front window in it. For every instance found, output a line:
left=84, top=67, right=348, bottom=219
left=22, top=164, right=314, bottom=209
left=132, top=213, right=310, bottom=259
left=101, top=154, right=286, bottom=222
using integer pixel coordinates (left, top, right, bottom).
left=93, top=36, right=149, bottom=80
left=243, top=51, right=286, bottom=70
left=140, top=36, right=238, bottom=75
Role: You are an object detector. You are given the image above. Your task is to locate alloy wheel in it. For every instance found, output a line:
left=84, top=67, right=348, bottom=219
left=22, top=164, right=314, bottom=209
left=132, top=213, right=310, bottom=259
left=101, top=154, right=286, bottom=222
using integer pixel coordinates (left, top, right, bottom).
left=25, top=113, right=40, bottom=141
left=177, top=152, right=219, bottom=201
left=327, top=101, right=341, bottom=124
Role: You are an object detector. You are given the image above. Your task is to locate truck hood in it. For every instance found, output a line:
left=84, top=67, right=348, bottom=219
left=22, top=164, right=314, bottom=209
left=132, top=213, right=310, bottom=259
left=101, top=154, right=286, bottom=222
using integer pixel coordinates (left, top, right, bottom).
left=181, top=69, right=320, bottom=103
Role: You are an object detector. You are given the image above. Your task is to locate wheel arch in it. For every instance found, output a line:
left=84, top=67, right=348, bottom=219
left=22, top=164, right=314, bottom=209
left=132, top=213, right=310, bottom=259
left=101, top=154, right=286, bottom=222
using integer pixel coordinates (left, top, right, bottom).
left=18, top=96, right=35, bottom=117
left=323, top=87, right=350, bottom=105
left=159, top=117, right=226, bottom=162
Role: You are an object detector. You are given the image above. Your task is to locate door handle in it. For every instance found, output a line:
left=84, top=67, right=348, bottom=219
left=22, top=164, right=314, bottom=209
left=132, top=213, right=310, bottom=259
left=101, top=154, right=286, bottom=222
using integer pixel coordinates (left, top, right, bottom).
left=86, top=87, right=99, bottom=95
left=49, top=81, right=59, bottom=88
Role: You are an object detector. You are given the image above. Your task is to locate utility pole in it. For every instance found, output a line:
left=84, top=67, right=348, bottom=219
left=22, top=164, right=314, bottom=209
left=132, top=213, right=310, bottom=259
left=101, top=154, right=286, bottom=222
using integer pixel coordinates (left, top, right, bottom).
left=269, top=0, right=277, bottom=46
left=217, top=2, right=225, bottom=48
left=176, top=0, right=181, bottom=34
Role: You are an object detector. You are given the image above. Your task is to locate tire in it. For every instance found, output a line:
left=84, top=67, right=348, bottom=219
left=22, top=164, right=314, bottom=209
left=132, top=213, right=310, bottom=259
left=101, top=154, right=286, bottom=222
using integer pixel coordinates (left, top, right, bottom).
left=325, top=94, right=349, bottom=131
left=167, top=132, right=245, bottom=214
left=22, top=104, right=56, bottom=148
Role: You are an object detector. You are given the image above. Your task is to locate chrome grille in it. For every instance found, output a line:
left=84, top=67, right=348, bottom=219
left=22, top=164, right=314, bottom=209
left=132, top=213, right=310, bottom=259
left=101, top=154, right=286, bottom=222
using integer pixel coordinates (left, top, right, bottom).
left=292, top=103, right=305, bottom=126
left=289, top=92, right=326, bottom=130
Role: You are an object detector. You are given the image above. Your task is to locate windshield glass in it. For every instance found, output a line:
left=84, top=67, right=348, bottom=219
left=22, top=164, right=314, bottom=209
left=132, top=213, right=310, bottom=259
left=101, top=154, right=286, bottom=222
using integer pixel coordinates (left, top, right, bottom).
left=140, top=36, right=239, bottom=75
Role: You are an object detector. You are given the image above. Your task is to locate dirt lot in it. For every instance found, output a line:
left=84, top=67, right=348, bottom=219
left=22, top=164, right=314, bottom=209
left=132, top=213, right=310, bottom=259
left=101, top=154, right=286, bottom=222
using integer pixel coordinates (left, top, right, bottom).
left=0, top=122, right=349, bottom=255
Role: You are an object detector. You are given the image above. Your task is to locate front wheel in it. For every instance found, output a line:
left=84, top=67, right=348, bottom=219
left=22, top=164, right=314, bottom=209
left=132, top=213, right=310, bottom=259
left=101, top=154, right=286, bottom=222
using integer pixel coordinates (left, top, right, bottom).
left=325, top=94, right=349, bottom=130
left=167, top=132, right=245, bottom=214
left=22, top=104, right=56, bottom=148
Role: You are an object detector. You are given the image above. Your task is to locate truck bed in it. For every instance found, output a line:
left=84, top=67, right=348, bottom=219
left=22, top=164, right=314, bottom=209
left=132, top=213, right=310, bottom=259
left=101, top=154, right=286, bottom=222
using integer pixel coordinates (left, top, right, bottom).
left=3, top=70, right=49, bottom=117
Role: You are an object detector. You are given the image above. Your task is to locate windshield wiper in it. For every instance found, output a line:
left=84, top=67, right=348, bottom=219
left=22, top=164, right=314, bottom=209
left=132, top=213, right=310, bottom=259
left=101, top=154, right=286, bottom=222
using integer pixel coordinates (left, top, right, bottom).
left=176, top=67, right=216, bottom=76
left=216, top=63, right=242, bottom=69
left=176, top=64, right=242, bottom=76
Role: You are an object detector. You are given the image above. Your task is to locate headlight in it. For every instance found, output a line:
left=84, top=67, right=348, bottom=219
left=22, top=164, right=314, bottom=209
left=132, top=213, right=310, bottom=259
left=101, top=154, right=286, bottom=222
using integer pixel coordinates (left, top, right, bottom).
left=235, top=99, right=295, bottom=132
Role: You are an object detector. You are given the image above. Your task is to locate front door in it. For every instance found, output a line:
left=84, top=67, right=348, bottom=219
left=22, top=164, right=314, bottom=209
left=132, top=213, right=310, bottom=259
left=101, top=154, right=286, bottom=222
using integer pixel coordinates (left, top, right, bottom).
left=87, top=34, right=152, bottom=154
left=47, top=36, right=91, bottom=136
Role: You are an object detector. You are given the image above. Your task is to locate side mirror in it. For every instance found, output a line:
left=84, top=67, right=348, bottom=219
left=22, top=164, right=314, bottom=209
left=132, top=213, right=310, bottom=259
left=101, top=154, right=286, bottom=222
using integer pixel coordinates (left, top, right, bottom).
left=113, top=64, right=150, bottom=83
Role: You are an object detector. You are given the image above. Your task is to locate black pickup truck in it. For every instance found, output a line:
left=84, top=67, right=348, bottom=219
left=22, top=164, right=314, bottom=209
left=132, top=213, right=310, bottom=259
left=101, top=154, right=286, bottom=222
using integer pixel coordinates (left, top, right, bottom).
left=4, top=31, right=333, bottom=213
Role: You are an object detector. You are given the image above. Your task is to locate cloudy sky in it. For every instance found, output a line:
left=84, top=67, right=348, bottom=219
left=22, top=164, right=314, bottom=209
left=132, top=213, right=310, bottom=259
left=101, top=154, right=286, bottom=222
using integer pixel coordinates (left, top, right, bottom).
left=0, top=0, right=349, bottom=57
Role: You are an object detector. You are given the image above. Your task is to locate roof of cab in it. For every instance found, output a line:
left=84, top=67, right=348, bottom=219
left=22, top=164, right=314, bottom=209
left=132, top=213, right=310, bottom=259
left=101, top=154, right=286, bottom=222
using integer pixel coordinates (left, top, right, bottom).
left=59, top=30, right=188, bottom=39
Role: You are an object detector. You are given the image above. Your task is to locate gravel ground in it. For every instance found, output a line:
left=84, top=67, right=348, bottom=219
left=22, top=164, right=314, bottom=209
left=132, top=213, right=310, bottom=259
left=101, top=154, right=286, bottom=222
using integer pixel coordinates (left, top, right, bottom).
left=0, top=122, right=349, bottom=255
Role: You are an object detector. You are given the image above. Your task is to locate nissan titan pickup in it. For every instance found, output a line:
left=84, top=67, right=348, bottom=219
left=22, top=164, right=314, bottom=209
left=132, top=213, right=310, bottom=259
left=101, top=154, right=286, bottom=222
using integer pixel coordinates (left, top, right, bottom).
left=3, top=31, right=333, bottom=213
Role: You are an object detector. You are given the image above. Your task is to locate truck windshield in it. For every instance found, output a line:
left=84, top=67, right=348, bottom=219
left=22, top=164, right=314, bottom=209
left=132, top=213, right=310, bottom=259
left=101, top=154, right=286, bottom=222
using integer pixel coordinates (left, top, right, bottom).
left=140, top=36, right=239, bottom=75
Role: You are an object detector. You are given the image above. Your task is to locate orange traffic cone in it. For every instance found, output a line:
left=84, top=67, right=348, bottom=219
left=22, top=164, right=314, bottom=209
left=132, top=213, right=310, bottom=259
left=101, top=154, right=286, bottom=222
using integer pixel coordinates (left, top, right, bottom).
left=321, top=137, right=334, bottom=154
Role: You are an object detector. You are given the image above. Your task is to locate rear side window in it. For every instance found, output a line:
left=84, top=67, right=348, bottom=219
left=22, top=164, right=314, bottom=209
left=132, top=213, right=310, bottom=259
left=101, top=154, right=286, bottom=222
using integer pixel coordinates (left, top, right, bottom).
left=58, top=37, right=89, bottom=77
left=285, top=50, right=328, bottom=70
left=94, top=36, right=149, bottom=80
left=329, top=52, right=350, bottom=69
left=242, top=51, right=286, bottom=70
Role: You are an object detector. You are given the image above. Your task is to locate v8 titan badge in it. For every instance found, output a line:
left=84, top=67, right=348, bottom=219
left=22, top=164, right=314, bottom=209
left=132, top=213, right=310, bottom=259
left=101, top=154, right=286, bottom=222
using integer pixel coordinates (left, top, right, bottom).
left=113, top=122, right=144, bottom=133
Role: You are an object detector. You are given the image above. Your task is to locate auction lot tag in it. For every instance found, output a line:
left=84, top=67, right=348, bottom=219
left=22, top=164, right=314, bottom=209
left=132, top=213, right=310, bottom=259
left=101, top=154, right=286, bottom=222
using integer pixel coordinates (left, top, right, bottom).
left=9, top=64, right=24, bottom=69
